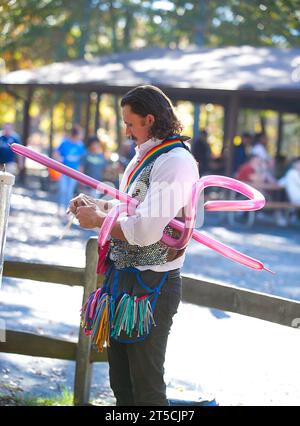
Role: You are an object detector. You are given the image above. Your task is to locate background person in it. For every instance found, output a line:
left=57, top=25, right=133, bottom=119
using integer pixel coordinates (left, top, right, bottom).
left=235, top=154, right=264, bottom=184
left=232, top=131, right=253, bottom=175
left=0, top=123, right=22, bottom=175
left=279, top=157, right=300, bottom=205
left=251, top=132, right=270, bottom=162
left=79, top=134, right=108, bottom=197
left=54, top=125, right=86, bottom=217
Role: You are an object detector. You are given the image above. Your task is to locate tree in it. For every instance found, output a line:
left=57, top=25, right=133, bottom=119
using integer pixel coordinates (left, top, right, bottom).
left=1, top=0, right=300, bottom=75
left=213, top=0, right=300, bottom=47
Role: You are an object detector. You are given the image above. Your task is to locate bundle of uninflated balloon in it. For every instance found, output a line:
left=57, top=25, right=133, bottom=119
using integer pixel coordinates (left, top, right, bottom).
left=11, top=143, right=271, bottom=272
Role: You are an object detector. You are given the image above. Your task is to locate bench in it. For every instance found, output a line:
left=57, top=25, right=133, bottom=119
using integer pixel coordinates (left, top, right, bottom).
left=258, top=201, right=300, bottom=226
left=264, top=201, right=300, bottom=210
left=227, top=201, right=300, bottom=228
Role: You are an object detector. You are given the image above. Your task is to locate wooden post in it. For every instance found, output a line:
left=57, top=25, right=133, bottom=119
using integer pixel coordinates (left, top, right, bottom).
left=19, top=87, right=33, bottom=182
left=223, top=104, right=229, bottom=149
left=114, top=95, right=122, bottom=149
left=299, top=115, right=300, bottom=156
left=276, top=112, right=283, bottom=158
left=225, top=94, right=239, bottom=176
left=193, top=103, right=201, bottom=140
left=49, top=103, right=54, bottom=158
left=22, top=87, right=33, bottom=147
left=84, top=92, right=91, bottom=142
left=260, top=113, right=266, bottom=134
left=73, top=92, right=83, bottom=125
left=74, top=237, right=99, bottom=406
left=94, top=92, right=101, bottom=133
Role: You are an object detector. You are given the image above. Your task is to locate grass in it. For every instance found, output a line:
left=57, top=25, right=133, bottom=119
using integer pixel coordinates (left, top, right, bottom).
left=0, top=382, right=115, bottom=406
left=0, top=385, right=74, bottom=406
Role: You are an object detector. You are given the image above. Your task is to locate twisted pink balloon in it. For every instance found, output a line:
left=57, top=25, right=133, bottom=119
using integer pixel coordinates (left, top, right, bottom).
left=11, top=143, right=271, bottom=272
left=97, top=176, right=269, bottom=271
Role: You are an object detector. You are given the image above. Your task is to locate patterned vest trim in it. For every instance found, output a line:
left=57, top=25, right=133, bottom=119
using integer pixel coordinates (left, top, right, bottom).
left=109, top=158, right=183, bottom=270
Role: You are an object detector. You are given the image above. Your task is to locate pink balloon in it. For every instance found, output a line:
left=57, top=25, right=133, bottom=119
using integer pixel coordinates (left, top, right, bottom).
left=160, top=175, right=265, bottom=249
left=11, top=144, right=271, bottom=272
left=98, top=203, right=129, bottom=247
left=98, top=175, right=268, bottom=271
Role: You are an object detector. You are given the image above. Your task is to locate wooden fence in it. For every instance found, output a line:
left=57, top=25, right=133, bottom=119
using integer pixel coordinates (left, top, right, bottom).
left=1, top=237, right=300, bottom=405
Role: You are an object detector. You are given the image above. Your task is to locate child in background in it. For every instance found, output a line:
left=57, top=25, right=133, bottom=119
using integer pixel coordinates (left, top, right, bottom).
left=54, top=125, right=86, bottom=217
left=80, top=135, right=108, bottom=198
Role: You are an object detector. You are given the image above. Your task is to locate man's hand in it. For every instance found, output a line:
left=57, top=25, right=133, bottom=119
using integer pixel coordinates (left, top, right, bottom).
left=70, top=193, right=127, bottom=240
left=69, top=193, right=113, bottom=216
left=75, top=204, right=105, bottom=229
left=68, top=193, right=96, bottom=215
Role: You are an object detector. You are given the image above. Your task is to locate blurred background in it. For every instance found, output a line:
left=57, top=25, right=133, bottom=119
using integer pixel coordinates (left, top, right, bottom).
left=0, top=0, right=300, bottom=166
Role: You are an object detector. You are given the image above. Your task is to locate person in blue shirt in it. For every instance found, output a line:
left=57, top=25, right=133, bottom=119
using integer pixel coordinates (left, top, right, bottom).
left=0, top=123, right=22, bottom=174
left=79, top=135, right=108, bottom=197
left=54, top=126, right=86, bottom=216
left=232, top=131, right=253, bottom=175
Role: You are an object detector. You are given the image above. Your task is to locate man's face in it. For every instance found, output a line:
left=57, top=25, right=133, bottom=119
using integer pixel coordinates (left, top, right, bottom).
left=122, top=104, right=155, bottom=146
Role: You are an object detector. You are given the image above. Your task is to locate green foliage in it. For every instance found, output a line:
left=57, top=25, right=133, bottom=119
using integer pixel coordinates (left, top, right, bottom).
left=213, top=0, right=300, bottom=47
left=1, top=1, right=299, bottom=155
left=0, top=0, right=299, bottom=72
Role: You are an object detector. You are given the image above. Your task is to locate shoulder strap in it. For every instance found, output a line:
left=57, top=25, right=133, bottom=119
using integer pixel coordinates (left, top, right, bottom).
left=125, top=135, right=189, bottom=193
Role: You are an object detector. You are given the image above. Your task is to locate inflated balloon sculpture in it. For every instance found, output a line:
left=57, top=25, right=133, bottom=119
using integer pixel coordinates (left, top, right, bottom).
left=11, top=143, right=272, bottom=273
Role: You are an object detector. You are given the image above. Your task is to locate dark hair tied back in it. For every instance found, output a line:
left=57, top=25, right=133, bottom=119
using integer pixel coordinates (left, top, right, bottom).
left=121, top=85, right=183, bottom=140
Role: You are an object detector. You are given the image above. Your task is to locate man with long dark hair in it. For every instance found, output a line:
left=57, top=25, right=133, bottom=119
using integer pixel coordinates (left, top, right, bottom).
left=69, top=85, right=199, bottom=406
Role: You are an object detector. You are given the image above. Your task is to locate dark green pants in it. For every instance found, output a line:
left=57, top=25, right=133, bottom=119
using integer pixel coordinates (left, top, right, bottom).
left=107, top=268, right=181, bottom=406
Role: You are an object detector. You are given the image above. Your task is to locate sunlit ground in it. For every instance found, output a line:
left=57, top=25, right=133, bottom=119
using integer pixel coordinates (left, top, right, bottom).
left=1, top=177, right=300, bottom=405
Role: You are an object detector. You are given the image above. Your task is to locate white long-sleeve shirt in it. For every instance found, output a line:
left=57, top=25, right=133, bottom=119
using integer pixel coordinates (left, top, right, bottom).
left=251, top=143, right=270, bottom=161
left=114, top=137, right=199, bottom=272
left=279, top=168, right=300, bottom=205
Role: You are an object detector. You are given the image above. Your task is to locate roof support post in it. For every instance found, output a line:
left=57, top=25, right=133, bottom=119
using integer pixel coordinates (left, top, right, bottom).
left=49, top=102, right=55, bottom=158
left=22, top=87, right=33, bottom=147
left=19, top=87, right=33, bottom=182
left=299, top=115, right=300, bottom=156
left=276, top=112, right=283, bottom=158
left=193, top=103, right=201, bottom=140
left=84, top=92, right=92, bottom=142
left=94, top=92, right=101, bottom=133
left=225, top=94, right=240, bottom=176
left=114, top=95, right=121, bottom=149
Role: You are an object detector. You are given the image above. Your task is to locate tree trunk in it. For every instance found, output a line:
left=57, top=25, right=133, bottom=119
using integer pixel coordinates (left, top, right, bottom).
left=73, top=1, right=92, bottom=125
left=109, top=0, right=118, bottom=52
left=123, top=9, right=133, bottom=50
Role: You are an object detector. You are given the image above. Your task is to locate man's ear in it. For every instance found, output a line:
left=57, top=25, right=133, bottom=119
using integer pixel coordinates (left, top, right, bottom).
left=145, top=114, right=155, bottom=127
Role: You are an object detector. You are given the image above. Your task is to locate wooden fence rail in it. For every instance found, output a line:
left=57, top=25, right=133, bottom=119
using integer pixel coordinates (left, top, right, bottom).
left=0, top=330, right=107, bottom=362
left=1, top=237, right=300, bottom=405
